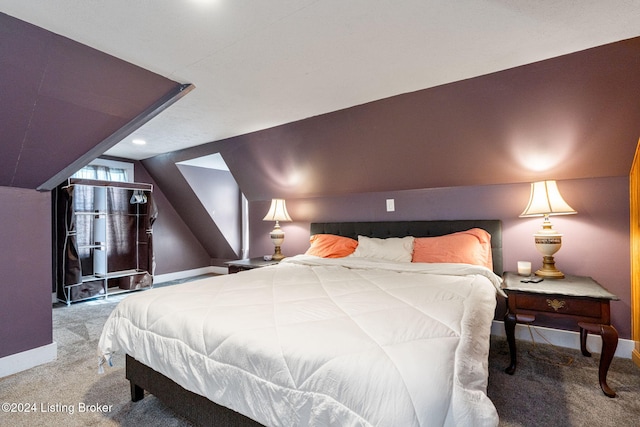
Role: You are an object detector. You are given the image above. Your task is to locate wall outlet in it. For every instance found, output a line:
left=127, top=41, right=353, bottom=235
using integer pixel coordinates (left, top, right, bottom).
left=386, top=199, right=395, bottom=212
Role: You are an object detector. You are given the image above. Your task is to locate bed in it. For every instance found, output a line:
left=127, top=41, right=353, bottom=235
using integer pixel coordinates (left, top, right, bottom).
left=98, top=220, right=503, bottom=426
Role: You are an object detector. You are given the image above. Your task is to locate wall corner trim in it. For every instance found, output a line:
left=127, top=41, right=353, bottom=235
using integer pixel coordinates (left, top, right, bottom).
left=0, top=342, right=57, bottom=378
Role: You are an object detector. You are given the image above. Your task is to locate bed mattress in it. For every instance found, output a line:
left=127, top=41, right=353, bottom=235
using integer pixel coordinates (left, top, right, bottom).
left=98, top=255, right=502, bottom=426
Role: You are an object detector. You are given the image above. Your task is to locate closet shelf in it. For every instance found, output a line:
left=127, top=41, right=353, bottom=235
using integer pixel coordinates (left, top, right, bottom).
left=82, top=269, right=147, bottom=281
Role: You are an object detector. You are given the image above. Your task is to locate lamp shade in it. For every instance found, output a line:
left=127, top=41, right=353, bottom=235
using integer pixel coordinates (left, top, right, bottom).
left=263, top=199, right=292, bottom=222
left=520, top=180, right=576, bottom=217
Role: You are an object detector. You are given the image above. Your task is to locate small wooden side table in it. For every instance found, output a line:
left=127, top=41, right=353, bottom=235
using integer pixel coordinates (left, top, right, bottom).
left=502, top=271, right=619, bottom=397
left=225, top=257, right=280, bottom=274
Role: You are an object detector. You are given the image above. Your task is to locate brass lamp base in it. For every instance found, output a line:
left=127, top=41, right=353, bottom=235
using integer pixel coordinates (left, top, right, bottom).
left=269, top=222, right=286, bottom=261
left=533, top=220, right=565, bottom=279
left=535, top=255, right=565, bottom=279
left=271, top=246, right=285, bottom=261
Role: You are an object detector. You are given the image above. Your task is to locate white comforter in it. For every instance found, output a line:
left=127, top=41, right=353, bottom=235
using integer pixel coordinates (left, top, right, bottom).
left=98, top=255, right=501, bottom=427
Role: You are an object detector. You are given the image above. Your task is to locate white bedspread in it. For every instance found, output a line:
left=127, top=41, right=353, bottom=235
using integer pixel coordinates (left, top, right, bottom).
left=98, top=255, right=501, bottom=426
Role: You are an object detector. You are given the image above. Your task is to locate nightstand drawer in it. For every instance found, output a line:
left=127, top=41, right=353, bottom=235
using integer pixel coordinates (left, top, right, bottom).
left=512, top=292, right=605, bottom=319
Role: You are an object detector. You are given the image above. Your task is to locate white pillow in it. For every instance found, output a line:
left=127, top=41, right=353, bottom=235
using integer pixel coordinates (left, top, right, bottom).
left=351, top=235, right=415, bottom=262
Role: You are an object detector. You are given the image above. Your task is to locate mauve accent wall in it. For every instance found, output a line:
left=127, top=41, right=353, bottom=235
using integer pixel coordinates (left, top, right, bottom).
left=133, top=164, right=212, bottom=275
left=0, top=13, right=180, bottom=190
left=218, top=38, right=640, bottom=342
left=249, top=177, right=632, bottom=338
left=219, top=37, right=640, bottom=202
left=136, top=37, right=638, bottom=340
left=0, top=187, right=52, bottom=358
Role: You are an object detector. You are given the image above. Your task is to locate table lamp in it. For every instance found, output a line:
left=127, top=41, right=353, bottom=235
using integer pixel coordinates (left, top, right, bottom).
left=520, top=180, right=576, bottom=279
left=263, top=199, right=292, bottom=261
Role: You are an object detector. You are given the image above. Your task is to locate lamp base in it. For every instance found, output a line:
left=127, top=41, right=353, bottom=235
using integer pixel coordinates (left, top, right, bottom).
left=269, top=223, right=285, bottom=261
left=535, top=255, right=565, bottom=279
left=271, top=245, right=285, bottom=261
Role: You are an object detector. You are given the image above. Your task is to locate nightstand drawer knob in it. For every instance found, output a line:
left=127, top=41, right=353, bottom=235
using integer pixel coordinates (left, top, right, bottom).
left=547, top=299, right=566, bottom=311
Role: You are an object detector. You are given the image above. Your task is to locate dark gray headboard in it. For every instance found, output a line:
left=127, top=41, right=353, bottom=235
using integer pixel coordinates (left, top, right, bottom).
left=310, top=220, right=503, bottom=276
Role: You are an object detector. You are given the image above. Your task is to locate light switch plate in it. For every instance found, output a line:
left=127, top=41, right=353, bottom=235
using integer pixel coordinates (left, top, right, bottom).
left=386, top=199, right=395, bottom=212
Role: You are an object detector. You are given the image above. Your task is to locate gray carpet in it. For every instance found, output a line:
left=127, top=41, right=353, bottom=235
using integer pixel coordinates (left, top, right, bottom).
left=489, top=335, right=640, bottom=427
left=1, top=276, right=639, bottom=426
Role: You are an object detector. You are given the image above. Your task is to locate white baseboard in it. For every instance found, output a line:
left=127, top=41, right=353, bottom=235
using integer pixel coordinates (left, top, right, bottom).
left=0, top=342, right=57, bottom=378
left=491, top=320, right=636, bottom=359
left=154, top=266, right=227, bottom=284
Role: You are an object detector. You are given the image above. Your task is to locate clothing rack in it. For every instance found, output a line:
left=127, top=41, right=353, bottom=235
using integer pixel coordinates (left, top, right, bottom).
left=54, top=179, right=156, bottom=305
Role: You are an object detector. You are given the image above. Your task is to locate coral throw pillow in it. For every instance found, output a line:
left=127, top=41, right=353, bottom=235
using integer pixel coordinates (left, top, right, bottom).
left=412, top=228, right=493, bottom=269
left=305, top=234, right=358, bottom=258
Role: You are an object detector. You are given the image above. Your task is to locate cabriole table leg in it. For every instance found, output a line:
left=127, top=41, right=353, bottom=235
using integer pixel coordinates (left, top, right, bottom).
left=578, top=322, right=619, bottom=398
left=504, top=312, right=517, bottom=375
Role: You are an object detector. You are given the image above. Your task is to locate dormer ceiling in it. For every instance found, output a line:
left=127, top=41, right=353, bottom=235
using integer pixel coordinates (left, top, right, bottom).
left=0, top=13, right=185, bottom=190
left=3, top=1, right=640, bottom=161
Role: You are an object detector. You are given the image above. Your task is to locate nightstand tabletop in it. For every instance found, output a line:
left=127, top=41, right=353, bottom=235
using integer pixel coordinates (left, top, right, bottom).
left=225, top=257, right=280, bottom=269
left=502, top=271, right=618, bottom=300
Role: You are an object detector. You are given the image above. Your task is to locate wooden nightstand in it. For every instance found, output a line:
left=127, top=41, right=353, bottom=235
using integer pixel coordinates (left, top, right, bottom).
left=225, top=257, right=280, bottom=274
left=502, top=271, right=619, bottom=397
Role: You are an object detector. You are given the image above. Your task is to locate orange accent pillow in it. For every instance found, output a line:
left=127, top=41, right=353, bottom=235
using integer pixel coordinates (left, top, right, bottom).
left=305, top=234, right=358, bottom=258
left=411, top=228, right=493, bottom=269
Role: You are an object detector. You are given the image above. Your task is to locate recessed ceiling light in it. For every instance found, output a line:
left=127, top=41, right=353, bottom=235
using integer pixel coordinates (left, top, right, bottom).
left=132, top=139, right=147, bottom=145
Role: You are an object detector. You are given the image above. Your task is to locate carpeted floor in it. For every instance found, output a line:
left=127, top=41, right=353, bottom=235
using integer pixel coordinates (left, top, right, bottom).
left=1, top=275, right=639, bottom=426
left=488, top=336, right=640, bottom=427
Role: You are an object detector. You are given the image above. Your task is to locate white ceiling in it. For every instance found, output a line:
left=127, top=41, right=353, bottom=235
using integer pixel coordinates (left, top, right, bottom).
left=3, top=0, right=640, bottom=160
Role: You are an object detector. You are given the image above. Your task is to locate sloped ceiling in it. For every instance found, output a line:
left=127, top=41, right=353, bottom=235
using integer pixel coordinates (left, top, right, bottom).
left=0, top=13, right=185, bottom=190
left=2, top=6, right=639, bottom=201
left=2, top=1, right=640, bottom=161
left=213, top=37, right=640, bottom=200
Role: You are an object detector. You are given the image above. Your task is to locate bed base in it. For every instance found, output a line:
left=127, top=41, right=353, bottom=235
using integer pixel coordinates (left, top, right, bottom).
left=126, top=355, right=263, bottom=426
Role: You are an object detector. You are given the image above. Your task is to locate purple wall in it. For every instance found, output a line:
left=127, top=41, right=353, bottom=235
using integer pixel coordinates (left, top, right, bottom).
left=0, top=187, right=52, bottom=358
left=176, top=165, right=242, bottom=257
left=0, top=13, right=180, bottom=190
left=133, top=163, right=212, bottom=275
left=224, top=39, right=640, bottom=342
left=221, top=37, right=640, bottom=202
left=138, top=38, right=638, bottom=340
left=141, top=153, right=239, bottom=262
left=249, top=176, right=632, bottom=338
left=144, top=39, right=638, bottom=340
